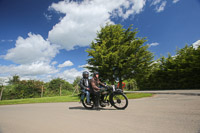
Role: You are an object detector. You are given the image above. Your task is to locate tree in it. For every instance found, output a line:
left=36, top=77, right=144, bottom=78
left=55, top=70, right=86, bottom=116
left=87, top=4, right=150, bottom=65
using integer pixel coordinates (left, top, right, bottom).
left=72, top=76, right=81, bottom=87
left=48, top=78, right=73, bottom=95
left=72, top=76, right=81, bottom=95
left=14, top=80, right=44, bottom=98
left=86, top=24, right=154, bottom=89
left=8, top=75, right=20, bottom=85
left=143, top=44, right=200, bottom=90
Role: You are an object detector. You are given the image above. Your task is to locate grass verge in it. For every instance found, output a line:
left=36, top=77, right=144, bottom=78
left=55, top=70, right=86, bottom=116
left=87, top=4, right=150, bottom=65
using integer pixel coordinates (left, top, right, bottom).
left=125, top=93, right=153, bottom=99
left=0, top=93, right=153, bottom=105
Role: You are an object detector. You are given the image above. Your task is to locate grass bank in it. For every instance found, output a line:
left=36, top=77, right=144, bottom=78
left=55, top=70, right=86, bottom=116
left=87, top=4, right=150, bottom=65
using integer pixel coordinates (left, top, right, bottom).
left=0, top=93, right=153, bottom=105
left=126, top=93, right=153, bottom=99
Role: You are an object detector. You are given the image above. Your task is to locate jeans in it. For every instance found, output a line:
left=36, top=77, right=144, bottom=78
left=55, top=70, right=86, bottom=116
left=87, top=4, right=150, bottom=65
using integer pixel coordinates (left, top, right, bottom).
left=81, top=89, right=90, bottom=103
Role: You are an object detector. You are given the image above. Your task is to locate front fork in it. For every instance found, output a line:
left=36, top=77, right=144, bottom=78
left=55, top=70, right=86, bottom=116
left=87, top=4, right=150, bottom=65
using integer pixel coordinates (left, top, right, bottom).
left=101, top=94, right=110, bottom=106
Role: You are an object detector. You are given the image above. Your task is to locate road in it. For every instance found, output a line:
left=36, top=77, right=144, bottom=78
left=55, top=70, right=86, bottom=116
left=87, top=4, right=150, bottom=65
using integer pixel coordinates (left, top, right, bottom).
left=0, top=94, right=200, bottom=133
left=125, top=89, right=200, bottom=96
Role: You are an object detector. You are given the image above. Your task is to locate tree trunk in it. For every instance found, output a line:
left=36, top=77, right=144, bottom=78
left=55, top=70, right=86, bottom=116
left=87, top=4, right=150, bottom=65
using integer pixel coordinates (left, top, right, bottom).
left=76, top=84, right=79, bottom=93
left=110, top=78, right=115, bottom=85
left=0, top=85, right=4, bottom=100
left=72, top=84, right=79, bottom=96
left=119, top=77, right=123, bottom=90
left=41, top=85, right=44, bottom=98
left=60, top=84, right=62, bottom=96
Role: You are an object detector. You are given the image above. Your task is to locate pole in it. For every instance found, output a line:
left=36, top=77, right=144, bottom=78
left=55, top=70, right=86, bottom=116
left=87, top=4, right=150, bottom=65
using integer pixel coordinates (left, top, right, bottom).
left=41, top=85, right=44, bottom=98
left=60, top=84, right=62, bottom=96
left=72, top=85, right=79, bottom=96
left=0, top=85, right=4, bottom=101
left=76, top=84, right=79, bottom=93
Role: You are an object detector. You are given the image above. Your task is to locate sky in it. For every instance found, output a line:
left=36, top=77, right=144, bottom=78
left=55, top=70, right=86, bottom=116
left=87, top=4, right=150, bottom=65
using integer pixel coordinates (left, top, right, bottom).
left=0, top=0, right=200, bottom=84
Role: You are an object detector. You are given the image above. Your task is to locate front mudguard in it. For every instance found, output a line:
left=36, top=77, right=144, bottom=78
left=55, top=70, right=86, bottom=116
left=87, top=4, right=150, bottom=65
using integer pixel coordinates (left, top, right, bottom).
left=109, top=89, right=123, bottom=106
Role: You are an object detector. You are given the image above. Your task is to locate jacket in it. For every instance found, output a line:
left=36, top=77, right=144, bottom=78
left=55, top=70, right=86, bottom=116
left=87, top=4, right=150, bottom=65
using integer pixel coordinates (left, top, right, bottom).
left=90, top=77, right=105, bottom=92
left=79, top=78, right=90, bottom=90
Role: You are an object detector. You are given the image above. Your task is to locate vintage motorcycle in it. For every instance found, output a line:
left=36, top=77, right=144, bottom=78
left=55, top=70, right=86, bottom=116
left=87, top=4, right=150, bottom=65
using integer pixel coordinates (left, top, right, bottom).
left=79, top=85, right=128, bottom=110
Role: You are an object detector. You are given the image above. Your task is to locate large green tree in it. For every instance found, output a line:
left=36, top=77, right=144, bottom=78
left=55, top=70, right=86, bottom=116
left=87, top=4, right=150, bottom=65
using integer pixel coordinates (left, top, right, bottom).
left=86, top=24, right=154, bottom=89
left=143, top=44, right=200, bottom=90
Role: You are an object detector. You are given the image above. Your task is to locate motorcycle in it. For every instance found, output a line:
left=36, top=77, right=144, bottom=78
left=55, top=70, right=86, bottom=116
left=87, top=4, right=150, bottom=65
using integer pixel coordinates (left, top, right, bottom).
left=79, top=85, right=128, bottom=110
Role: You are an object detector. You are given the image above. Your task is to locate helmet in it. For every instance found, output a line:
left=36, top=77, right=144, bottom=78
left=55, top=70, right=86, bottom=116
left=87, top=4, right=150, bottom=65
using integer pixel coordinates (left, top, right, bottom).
left=82, top=71, right=89, bottom=78
left=93, top=71, right=99, bottom=77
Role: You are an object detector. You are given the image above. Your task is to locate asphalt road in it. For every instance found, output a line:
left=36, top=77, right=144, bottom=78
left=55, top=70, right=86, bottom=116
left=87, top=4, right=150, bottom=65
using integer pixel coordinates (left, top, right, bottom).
left=0, top=94, right=200, bottom=133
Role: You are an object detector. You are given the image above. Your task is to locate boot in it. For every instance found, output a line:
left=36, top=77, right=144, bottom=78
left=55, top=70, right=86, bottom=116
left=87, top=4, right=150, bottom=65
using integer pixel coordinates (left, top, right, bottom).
left=100, top=102, right=106, bottom=107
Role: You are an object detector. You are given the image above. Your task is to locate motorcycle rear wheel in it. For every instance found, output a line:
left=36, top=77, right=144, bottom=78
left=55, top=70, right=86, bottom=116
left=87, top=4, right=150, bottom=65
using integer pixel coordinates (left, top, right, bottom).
left=81, top=96, right=94, bottom=109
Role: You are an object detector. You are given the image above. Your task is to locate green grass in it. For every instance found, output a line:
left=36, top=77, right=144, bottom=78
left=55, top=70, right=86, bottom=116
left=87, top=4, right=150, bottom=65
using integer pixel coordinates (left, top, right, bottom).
left=0, top=93, right=153, bottom=105
left=126, top=93, right=153, bottom=99
left=0, top=95, right=79, bottom=105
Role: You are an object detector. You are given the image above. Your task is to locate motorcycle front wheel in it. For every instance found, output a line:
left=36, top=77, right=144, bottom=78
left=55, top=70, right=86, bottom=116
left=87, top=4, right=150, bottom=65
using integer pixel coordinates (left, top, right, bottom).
left=111, top=93, right=128, bottom=110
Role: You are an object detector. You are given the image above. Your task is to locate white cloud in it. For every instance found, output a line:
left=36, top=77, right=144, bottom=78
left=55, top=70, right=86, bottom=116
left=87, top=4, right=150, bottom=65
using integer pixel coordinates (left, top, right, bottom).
left=78, top=64, right=94, bottom=68
left=48, top=0, right=146, bottom=50
left=58, top=60, right=73, bottom=68
left=192, top=40, right=200, bottom=50
left=151, top=0, right=167, bottom=13
left=4, top=32, right=59, bottom=64
left=0, top=39, right=13, bottom=43
left=44, top=13, right=52, bottom=21
left=151, top=0, right=161, bottom=6
left=116, top=0, right=146, bottom=19
left=0, top=62, right=58, bottom=76
left=1, top=33, right=60, bottom=81
left=56, top=68, right=83, bottom=83
left=0, top=77, right=9, bottom=85
left=172, top=0, right=180, bottom=4
left=148, top=42, right=159, bottom=47
left=51, top=61, right=58, bottom=65
left=155, top=1, right=167, bottom=12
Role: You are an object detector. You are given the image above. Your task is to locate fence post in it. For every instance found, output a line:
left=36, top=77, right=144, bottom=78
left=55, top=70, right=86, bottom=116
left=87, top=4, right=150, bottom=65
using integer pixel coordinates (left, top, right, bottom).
left=72, top=85, right=79, bottom=96
left=0, top=85, right=4, bottom=101
left=41, top=85, right=44, bottom=98
left=60, top=84, right=62, bottom=96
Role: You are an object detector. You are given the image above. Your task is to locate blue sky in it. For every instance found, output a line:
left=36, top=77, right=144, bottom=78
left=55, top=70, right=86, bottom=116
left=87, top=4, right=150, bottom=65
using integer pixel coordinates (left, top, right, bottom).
left=0, top=0, right=200, bottom=83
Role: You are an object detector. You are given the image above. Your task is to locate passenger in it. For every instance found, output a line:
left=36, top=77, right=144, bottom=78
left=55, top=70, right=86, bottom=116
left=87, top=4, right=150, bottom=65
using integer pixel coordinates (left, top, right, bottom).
left=79, top=71, right=91, bottom=105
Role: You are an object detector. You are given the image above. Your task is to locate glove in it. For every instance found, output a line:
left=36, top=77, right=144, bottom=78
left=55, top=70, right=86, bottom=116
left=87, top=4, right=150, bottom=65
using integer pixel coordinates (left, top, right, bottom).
left=104, top=85, right=109, bottom=90
left=100, top=88, right=104, bottom=92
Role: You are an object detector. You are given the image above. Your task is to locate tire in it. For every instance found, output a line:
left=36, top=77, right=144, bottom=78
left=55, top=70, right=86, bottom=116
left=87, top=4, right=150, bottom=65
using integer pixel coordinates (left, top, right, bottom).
left=81, top=96, right=94, bottom=109
left=111, top=93, right=128, bottom=110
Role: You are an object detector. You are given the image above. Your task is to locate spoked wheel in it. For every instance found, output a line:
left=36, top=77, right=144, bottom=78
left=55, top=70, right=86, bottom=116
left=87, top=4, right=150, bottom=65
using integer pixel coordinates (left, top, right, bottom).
left=111, top=93, right=128, bottom=110
left=81, top=96, right=94, bottom=109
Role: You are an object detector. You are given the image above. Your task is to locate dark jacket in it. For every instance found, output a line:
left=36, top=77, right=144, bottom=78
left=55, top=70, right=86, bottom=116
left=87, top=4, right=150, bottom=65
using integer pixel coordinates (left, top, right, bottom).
left=79, top=78, right=90, bottom=91
left=90, top=77, right=105, bottom=92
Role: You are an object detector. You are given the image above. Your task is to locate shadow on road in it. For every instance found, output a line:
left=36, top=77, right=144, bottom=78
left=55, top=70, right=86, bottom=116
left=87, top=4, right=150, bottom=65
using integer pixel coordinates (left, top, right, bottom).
left=0, top=128, right=3, bottom=133
left=68, top=106, right=116, bottom=111
left=68, top=106, right=87, bottom=110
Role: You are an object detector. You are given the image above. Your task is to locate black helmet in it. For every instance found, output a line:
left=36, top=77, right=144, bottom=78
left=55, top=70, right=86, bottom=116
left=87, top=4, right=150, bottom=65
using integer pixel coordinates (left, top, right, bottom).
left=93, top=71, right=99, bottom=77
left=82, top=71, right=89, bottom=78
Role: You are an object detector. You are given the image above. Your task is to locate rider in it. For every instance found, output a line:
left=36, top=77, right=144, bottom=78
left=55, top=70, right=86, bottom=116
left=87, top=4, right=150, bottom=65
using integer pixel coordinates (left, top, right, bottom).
left=79, top=71, right=91, bottom=105
left=90, top=71, right=106, bottom=109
